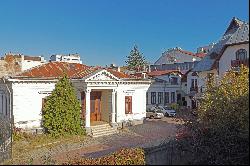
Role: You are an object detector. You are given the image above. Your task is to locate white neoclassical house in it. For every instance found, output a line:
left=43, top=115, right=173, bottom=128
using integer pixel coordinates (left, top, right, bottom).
left=0, top=62, right=151, bottom=135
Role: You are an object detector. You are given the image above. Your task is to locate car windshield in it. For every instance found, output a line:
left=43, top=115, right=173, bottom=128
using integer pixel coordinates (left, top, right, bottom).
left=164, top=107, right=171, bottom=110
left=156, top=110, right=162, bottom=113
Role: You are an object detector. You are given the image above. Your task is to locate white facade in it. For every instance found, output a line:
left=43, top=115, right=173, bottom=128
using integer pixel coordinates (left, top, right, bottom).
left=0, top=69, right=151, bottom=134
left=21, top=56, right=47, bottom=71
left=154, top=47, right=202, bottom=65
left=185, top=69, right=217, bottom=108
left=50, top=54, right=82, bottom=64
left=146, top=73, right=182, bottom=108
left=218, top=43, right=249, bottom=78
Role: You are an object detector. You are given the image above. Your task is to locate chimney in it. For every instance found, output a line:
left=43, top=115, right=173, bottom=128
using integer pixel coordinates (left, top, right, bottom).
left=142, top=73, right=146, bottom=79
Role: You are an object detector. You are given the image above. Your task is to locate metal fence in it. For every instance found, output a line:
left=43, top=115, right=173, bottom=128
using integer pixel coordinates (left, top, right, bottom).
left=0, top=114, right=12, bottom=163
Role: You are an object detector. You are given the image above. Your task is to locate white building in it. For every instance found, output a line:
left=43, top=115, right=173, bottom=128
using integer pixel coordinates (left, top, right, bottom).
left=0, top=62, right=151, bottom=136
left=151, top=47, right=206, bottom=72
left=50, top=53, right=82, bottom=64
left=146, top=70, right=183, bottom=108
left=186, top=17, right=249, bottom=108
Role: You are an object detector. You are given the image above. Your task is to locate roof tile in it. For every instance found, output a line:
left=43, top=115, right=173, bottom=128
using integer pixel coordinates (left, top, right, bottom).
left=16, top=62, right=131, bottom=79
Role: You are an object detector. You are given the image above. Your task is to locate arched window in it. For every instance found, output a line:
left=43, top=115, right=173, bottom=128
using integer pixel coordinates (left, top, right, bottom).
left=236, top=49, right=247, bottom=61
left=191, top=72, right=198, bottom=76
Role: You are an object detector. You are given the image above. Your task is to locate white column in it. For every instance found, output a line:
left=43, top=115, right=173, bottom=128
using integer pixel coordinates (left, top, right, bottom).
left=85, top=89, right=91, bottom=129
left=111, top=89, right=116, bottom=125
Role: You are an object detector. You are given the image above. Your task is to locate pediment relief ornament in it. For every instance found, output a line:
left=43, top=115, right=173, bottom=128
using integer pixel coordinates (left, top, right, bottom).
left=87, top=71, right=119, bottom=81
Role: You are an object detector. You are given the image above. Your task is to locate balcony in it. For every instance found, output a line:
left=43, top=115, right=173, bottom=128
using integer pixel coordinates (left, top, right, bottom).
left=190, top=86, right=198, bottom=93
left=231, top=59, right=249, bottom=68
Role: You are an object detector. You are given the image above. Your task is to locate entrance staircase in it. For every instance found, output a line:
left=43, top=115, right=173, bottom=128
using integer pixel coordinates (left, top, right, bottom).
left=91, top=123, right=118, bottom=138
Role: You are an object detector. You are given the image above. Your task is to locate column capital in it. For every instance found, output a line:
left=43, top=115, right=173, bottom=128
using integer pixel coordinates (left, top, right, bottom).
left=85, top=89, right=91, bottom=93
left=112, top=89, right=117, bottom=93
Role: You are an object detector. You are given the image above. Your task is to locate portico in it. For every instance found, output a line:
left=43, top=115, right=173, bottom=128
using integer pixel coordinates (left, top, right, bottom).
left=80, top=88, right=118, bottom=134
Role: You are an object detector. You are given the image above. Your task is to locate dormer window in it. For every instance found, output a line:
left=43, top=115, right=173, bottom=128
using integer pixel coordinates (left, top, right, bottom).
left=236, top=49, right=247, bottom=61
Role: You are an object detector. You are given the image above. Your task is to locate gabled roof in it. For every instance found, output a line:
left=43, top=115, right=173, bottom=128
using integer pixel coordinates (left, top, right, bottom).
left=13, top=62, right=132, bottom=79
left=193, top=17, right=249, bottom=72
left=154, top=48, right=205, bottom=65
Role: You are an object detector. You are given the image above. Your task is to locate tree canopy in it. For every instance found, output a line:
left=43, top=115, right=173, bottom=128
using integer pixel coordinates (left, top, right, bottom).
left=42, top=75, right=84, bottom=137
left=125, top=45, right=148, bottom=72
left=183, top=66, right=249, bottom=165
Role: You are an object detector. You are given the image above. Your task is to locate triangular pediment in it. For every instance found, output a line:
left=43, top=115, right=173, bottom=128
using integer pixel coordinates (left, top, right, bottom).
left=85, top=69, right=120, bottom=81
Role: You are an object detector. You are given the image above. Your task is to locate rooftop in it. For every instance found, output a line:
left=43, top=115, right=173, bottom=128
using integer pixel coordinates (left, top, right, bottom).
left=193, top=17, right=249, bottom=72
left=14, top=62, right=133, bottom=79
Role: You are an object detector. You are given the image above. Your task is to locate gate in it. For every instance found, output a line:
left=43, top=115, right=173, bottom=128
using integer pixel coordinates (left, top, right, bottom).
left=0, top=114, right=12, bottom=163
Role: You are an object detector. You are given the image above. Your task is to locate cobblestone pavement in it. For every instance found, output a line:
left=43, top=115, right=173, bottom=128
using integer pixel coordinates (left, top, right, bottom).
left=77, top=117, right=181, bottom=159
left=8, top=117, right=183, bottom=164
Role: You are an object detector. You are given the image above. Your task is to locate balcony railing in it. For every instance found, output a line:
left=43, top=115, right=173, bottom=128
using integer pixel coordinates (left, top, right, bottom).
left=190, top=86, right=198, bottom=93
left=231, top=59, right=249, bottom=68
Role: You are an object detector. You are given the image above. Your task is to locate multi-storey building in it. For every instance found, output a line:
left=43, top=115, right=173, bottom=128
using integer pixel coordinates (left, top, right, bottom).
left=186, top=17, right=249, bottom=109
left=50, top=53, right=82, bottom=64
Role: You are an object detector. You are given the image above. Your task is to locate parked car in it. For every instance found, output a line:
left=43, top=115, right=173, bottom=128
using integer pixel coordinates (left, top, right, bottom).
left=146, top=109, right=164, bottom=119
left=157, top=106, right=176, bottom=117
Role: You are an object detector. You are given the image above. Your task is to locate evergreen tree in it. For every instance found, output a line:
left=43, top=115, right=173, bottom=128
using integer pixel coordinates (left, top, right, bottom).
left=125, top=45, right=148, bottom=72
left=42, top=74, right=84, bottom=137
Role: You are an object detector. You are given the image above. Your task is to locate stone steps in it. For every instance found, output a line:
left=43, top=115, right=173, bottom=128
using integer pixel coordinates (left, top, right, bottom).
left=91, top=124, right=118, bottom=138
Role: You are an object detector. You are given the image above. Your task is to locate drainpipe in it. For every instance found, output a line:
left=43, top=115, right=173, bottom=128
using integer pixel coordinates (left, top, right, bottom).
left=3, top=77, right=13, bottom=159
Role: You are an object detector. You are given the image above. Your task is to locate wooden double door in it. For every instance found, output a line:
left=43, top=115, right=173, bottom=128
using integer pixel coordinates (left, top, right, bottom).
left=81, top=91, right=102, bottom=122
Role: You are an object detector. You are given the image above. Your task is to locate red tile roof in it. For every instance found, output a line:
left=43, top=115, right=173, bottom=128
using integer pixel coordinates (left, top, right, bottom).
left=178, top=50, right=195, bottom=56
left=106, top=68, right=133, bottom=79
left=195, top=53, right=206, bottom=58
left=16, top=62, right=131, bottom=79
left=178, top=49, right=206, bottom=58
left=148, top=70, right=182, bottom=77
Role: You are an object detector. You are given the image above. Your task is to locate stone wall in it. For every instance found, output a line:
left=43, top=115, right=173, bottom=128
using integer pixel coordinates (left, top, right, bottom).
left=144, top=140, right=191, bottom=165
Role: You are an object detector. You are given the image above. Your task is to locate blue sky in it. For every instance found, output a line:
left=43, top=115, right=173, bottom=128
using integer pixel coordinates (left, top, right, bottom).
left=0, top=0, right=248, bottom=66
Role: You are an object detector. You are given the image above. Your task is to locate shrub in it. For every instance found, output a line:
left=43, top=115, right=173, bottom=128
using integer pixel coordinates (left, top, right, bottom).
left=179, top=66, right=249, bottom=165
left=42, top=74, right=85, bottom=137
left=169, top=103, right=179, bottom=111
left=63, top=147, right=145, bottom=165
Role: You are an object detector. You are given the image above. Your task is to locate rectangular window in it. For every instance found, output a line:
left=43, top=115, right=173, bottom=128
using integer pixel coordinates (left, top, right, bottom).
left=191, top=79, right=198, bottom=88
left=146, top=92, right=148, bottom=105
left=171, top=92, right=175, bottom=103
left=125, top=96, right=132, bottom=114
left=0, top=94, right=3, bottom=114
left=164, top=92, right=169, bottom=104
left=158, top=92, right=163, bottom=104
left=5, top=97, right=7, bottom=115
left=42, top=98, right=47, bottom=112
left=151, top=92, right=156, bottom=104
left=170, top=77, right=178, bottom=85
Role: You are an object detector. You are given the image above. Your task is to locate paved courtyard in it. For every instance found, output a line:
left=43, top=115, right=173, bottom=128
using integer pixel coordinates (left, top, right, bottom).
left=8, top=116, right=185, bottom=164
left=53, top=117, right=184, bottom=163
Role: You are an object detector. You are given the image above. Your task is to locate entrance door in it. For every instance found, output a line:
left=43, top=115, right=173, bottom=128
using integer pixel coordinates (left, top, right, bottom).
left=90, top=91, right=102, bottom=121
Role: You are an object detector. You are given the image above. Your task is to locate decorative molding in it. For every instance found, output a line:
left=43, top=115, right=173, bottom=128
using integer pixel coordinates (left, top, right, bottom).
left=38, top=91, right=52, bottom=95
left=123, top=89, right=135, bottom=95
left=87, top=71, right=119, bottom=81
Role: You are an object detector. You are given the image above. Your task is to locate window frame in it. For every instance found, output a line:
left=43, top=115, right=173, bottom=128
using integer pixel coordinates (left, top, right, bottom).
left=125, top=96, right=132, bottom=114
left=158, top=92, right=163, bottom=104
left=151, top=92, right=156, bottom=104
left=164, top=92, right=169, bottom=104
left=236, top=49, right=247, bottom=61
left=171, top=92, right=176, bottom=103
